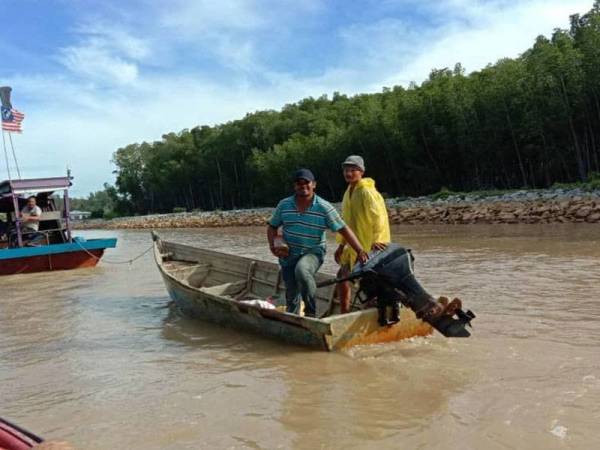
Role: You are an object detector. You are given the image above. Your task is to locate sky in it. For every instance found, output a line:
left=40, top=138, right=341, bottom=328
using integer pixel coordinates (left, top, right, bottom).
left=0, top=0, right=594, bottom=196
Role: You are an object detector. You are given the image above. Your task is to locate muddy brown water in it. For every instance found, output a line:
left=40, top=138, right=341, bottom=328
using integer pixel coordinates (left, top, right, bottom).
left=1, top=225, right=600, bottom=449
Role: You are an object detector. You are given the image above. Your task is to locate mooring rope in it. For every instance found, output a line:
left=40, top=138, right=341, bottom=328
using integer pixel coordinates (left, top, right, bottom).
left=73, top=239, right=154, bottom=265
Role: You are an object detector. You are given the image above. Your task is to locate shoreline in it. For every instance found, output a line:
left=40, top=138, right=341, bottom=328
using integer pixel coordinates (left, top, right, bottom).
left=74, top=187, right=600, bottom=230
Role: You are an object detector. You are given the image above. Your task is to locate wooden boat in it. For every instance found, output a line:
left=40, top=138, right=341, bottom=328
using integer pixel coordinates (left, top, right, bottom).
left=152, top=233, right=432, bottom=351
left=0, top=176, right=117, bottom=275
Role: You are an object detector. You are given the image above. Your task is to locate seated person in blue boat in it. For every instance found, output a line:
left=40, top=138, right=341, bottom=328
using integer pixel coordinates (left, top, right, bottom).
left=0, top=216, right=7, bottom=243
left=20, top=195, right=44, bottom=244
left=267, top=168, right=368, bottom=318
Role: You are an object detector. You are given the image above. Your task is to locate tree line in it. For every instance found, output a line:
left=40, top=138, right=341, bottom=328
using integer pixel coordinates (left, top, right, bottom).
left=96, top=3, right=600, bottom=215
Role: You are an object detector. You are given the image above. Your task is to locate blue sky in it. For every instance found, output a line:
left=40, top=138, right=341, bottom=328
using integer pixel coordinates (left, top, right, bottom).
left=0, top=0, right=594, bottom=196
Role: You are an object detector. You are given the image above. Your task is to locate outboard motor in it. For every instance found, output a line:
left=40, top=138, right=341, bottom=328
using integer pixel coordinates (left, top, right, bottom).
left=335, top=244, right=475, bottom=337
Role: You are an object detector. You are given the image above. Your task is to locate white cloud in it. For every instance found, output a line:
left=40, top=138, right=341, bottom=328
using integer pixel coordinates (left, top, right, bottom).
left=250, top=0, right=594, bottom=96
left=5, top=0, right=595, bottom=195
left=57, top=23, right=152, bottom=85
left=161, top=0, right=324, bottom=35
left=161, top=0, right=266, bottom=33
left=86, top=25, right=151, bottom=62
left=381, top=0, right=594, bottom=87
left=5, top=73, right=293, bottom=196
left=60, top=44, right=139, bottom=85
left=158, top=0, right=325, bottom=73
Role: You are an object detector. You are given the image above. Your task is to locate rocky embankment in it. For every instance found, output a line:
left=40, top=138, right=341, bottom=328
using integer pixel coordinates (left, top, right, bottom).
left=386, top=188, right=600, bottom=224
left=75, top=188, right=600, bottom=230
left=75, top=208, right=274, bottom=230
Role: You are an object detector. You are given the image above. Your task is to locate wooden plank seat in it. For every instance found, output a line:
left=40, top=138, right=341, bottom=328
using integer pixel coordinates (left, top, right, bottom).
left=200, top=280, right=247, bottom=297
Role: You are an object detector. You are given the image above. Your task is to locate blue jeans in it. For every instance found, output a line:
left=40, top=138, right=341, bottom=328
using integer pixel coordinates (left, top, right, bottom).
left=281, top=253, right=323, bottom=317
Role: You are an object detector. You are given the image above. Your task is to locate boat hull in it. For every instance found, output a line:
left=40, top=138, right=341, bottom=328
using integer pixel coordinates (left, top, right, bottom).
left=162, top=271, right=334, bottom=349
left=0, top=417, right=42, bottom=449
left=0, top=238, right=117, bottom=276
left=153, top=234, right=432, bottom=351
left=0, top=249, right=104, bottom=275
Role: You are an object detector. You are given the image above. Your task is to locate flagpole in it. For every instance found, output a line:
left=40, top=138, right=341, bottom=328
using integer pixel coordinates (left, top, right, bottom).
left=7, top=131, right=21, bottom=179
left=2, top=130, right=12, bottom=182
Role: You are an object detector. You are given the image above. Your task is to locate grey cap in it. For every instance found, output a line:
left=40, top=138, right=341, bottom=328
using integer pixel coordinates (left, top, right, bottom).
left=342, top=155, right=365, bottom=172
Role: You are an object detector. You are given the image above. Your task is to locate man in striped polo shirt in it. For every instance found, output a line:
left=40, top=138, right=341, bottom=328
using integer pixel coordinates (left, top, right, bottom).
left=267, top=169, right=368, bottom=317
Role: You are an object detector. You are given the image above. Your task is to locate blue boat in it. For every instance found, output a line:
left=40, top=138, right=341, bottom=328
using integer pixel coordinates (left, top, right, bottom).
left=0, top=175, right=117, bottom=275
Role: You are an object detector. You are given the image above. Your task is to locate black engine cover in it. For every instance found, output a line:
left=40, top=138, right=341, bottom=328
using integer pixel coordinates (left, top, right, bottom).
left=350, top=244, right=475, bottom=337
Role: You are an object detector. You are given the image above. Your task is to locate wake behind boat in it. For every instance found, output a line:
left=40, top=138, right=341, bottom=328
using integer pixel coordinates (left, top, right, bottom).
left=152, top=232, right=433, bottom=351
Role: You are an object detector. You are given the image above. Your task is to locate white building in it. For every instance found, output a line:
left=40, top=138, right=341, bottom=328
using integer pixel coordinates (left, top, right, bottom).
left=70, top=210, right=92, bottom=220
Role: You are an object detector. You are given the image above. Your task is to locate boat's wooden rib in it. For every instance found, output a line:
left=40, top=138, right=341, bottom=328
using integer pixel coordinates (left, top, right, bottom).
left=152, top=233, right=432, bottom=351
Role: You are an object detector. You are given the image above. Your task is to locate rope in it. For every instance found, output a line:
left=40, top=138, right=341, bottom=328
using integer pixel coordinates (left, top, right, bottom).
left=8, top=132, right=21, bottom=179
left=73, top=239, right=154, bottom=265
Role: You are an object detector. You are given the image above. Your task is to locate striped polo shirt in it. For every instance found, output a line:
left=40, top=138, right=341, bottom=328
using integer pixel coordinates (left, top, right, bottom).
left=269, top=194, right=346, bottom=260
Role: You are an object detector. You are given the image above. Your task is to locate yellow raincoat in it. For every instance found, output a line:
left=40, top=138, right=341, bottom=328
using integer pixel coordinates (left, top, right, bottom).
left=336, top=177, right=390, bottom=267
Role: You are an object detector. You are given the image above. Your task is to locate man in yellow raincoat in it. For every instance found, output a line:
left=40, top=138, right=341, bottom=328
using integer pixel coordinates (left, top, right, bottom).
left=334, top=155, right=391, bottom=313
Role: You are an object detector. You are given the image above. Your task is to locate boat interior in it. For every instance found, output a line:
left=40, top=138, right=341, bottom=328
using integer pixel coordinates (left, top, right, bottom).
left=0, top=194, right=68, bottom=249
left=157, top=239, right=344, bottom=316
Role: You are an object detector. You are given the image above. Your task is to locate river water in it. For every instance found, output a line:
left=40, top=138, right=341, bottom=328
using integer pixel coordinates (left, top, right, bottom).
left=1, top=225, right=600, bottom=449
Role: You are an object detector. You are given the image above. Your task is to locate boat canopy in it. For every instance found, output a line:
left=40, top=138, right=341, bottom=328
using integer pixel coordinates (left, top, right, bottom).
left=0, top=176, right=72, bottom=196
left=0, top=175, right=73, bottom=247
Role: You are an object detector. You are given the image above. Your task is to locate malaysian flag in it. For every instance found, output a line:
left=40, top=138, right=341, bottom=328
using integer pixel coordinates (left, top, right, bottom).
left=1, top=107, right=25, bottom=133
left=0, top=86, right=25, bottom=133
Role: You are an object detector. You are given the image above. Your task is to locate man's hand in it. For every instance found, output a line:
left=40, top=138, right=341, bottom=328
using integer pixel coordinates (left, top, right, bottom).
left=356, top=249, right=369, bottom=265
left=270, top=246, right=289, bottom=258
left=371, top=242, right=387, bottom=252
left=267, top=225, right=288, bottom=258
left=338, top=227, right=369, bottom=265
left=334, top=244, right=345, bottom=264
